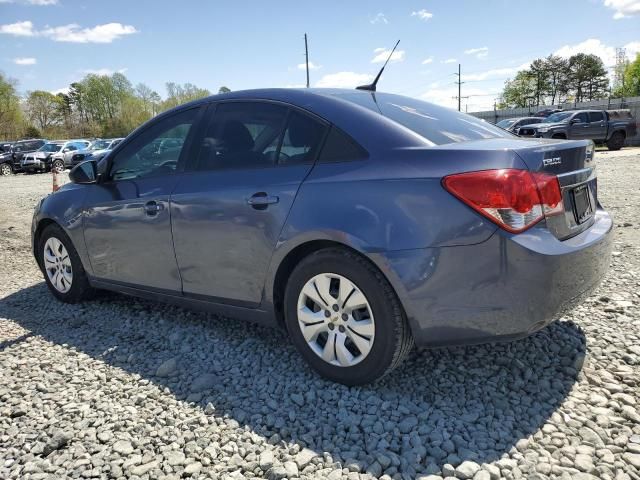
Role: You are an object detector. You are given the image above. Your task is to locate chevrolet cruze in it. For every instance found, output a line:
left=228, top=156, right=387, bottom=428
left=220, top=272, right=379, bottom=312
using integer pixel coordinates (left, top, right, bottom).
left=32, top=89, right=612, bottom=385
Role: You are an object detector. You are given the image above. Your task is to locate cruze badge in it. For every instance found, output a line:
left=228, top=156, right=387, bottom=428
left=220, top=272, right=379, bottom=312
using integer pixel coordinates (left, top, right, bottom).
left=543, top=157, right=562, bottom=167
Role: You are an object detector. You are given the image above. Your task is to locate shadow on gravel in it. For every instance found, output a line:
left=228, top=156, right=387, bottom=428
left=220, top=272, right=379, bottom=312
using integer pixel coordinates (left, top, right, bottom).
left=1, top=283, right=586, bottom=476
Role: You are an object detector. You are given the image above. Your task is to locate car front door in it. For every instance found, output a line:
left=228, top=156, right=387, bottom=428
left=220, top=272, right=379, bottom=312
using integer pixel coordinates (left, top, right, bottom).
left=588, top=111, right=607, bottom=140
left=170, top=101, right=328, bottom=306
left=83, top=106, right=203, bottom=292
left=569, top=112, right=589, bottom=139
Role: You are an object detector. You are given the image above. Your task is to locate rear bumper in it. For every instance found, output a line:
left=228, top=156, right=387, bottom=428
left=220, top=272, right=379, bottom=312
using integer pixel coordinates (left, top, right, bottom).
left=372, top=208, right=613, bottom=347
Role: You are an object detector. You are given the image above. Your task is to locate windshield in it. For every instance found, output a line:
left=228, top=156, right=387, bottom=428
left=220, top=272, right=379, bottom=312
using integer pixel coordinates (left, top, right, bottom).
left=39, top=143, right=62, bottom=153
left=90, top=140, right=111, bottom=150
left=497, top=119, right=516, bottom=128
left=542, top=112, right=572, bottom=123
left=326, top=91, right=512, bottom=145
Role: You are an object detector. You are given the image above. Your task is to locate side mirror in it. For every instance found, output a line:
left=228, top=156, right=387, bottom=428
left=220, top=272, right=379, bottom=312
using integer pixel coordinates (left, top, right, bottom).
left=69, top=160, right=98, bottom=184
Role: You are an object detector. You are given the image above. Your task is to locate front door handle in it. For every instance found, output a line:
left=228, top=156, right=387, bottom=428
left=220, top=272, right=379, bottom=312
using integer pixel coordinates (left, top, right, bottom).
left=144, top=200, right=164, bottom=216
left=247, top=192, right=279, bottom=210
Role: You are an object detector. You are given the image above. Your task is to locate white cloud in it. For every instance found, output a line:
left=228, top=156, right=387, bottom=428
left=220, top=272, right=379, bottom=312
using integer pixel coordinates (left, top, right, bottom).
left=0, top=20, right=137, bottom=43
left=462, top=63, right=530, bottom=81
left=420, top=85, right=495, bottom=111
left=411, top=9, right=433, bottom=20
left=464, top=46, right=489, bottom=59
left=370, top=12, right=388, bottom=24
left=371, top=47, right=405, bottom=63
left=50, top=86, right=70, bottom=95
left=297, top=61, right=321, bottom=71
left=604, top=0, right=640, bottom=18
left=0, top=0, right=58, bottom=4
left=554, top=38, right=640, bottom=67
left=422, top=56, right=434, bottom=64
left=442, top=58, right=457, bottom=64
left=13, top=57, right=36, bottom=65
left=82, top=67, right=128, bottom=75
left=42, top=22, right=137, bottom=43
left=315, top=72, right=373, bottom=88
left=0, top=20, right=35, bottom=36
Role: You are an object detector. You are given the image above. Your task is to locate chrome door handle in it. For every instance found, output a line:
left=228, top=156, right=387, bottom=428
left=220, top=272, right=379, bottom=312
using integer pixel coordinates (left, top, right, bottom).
left=144, top=201, right=164, bottom=215
left=247, top=192, right=279, bottom=210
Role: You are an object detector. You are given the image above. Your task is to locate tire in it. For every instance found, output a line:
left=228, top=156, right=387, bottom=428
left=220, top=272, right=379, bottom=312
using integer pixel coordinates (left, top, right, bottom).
left=51, top=159, right=65, bottom=173
left=607, top=131, right=625, bottom=151
left=284, top=248, right=413, bottom=385
left=37, top=223, right=95, bottom=303
left=0, top=163, right=12, bottom=176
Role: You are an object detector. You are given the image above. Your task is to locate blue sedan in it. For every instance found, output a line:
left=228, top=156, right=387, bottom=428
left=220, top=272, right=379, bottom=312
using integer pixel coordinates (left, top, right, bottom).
left=31, top=88, right=612, bottom=385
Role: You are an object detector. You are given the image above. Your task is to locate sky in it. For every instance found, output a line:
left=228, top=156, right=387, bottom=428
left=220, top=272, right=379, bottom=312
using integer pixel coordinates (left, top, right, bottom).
left=1, top=0, right=639, bottom=112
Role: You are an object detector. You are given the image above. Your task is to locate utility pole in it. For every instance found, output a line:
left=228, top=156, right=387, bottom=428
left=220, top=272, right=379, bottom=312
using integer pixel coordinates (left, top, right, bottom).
left=304, top=33, right=310, bottom=88
left=454, top=64, right=464, bottom=111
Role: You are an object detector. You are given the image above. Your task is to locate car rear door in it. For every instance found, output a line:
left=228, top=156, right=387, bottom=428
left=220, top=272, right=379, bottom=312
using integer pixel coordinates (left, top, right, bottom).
left=170, top=101, right=328, bottom=306
left=83, top=106, right=203, bottom=292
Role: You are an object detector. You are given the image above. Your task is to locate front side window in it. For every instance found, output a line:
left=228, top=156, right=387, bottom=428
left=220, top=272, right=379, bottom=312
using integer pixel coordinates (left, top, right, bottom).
left=574, top=112, right=588, bottom=123
left=589, top=111, right=604, bottom=123
left=196, top=102, right=289, bottom=171
left=110, top=108, right=199, bottom=181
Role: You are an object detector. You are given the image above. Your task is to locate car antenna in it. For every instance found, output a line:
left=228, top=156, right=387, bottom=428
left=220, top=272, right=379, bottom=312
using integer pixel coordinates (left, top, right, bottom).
left=356, top=39, right=400, bottom=92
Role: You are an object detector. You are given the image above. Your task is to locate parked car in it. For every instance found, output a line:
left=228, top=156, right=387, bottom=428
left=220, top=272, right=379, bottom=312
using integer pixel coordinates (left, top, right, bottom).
left=496, top=117, right=544, bottom=133
left=0, top=139, right=46, bottom=175
left=48, top=140, right=92, bottom=171
left=32, top=89, right=612, bottom=385
left=517, top=109, right=637, bottom=150
left=22, top=140, right=91, bottom=173
left=71, top=138, right=124, bottom=167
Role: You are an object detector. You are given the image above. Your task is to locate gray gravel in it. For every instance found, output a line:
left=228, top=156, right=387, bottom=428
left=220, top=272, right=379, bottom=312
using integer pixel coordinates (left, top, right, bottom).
left=1, top=149, right=639, bottom=480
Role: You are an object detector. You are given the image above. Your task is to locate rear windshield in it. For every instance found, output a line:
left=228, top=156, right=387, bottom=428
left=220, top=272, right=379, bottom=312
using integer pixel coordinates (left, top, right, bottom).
left=326, top=91, right=512, bottom=145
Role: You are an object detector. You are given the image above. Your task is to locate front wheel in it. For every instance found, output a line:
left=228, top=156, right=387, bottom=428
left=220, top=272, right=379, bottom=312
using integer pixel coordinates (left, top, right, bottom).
left=607, top=131, right=625, bottom=151
left=284, top=248, right=413, bottom=385
left=51, top=159, right=65, bottom=173
left=0, top=163, right=12, bottom=176
left=37, top=223, right=94, bottom=303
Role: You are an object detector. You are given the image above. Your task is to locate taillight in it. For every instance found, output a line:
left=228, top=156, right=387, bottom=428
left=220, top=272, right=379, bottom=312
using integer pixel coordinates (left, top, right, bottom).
left=442, top=169, right=562, bottom=233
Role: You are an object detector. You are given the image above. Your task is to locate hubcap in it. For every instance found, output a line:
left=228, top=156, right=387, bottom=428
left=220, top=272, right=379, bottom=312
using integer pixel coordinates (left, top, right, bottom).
left=0, top=164, right=9, bottom=175
left=297, top=273, right=375, bottom=367
left=43, top=237, right=72, bottom=293
left=53, top=162, right=64, bottom=173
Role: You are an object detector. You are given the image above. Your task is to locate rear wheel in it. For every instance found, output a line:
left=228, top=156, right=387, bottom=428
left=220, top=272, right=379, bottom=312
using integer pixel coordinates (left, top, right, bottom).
left=607, top=131, right=625, bottom=151
left=284, top=248, right=413, bottom=385
left=0, top=163, right=12, bottom=176
left=37, top=223, right=94, bottom=303
left=51, top=159, right=65, bottom=173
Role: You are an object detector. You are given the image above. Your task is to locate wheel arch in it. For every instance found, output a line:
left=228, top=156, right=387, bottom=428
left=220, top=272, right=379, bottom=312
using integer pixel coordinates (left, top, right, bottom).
left=269, top=238, right=410, bottom=331
left=33, top=218, right=59, bottom=267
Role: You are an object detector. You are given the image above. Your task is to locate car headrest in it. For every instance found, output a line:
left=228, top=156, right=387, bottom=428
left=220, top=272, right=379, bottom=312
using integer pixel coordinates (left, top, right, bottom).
left=219, top=120, right=254, bottom=152
left=288, top=116, right=320, bottom=148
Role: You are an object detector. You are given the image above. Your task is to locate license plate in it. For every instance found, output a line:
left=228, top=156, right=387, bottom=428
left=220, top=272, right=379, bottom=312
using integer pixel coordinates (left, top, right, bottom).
left=572, top=184, right=592, bottom=224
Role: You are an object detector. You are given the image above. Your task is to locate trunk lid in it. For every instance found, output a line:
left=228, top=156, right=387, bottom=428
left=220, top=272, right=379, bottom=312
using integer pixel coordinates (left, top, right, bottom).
left=512, top=138, right=596, bottom=240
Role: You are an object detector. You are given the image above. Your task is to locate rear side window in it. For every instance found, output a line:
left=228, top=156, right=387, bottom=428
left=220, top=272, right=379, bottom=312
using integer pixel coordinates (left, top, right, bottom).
left=318, top=126, right=368, bottom=163
left=277, top=110, right=327, bottom=165
left=589, top=111, right=604, bottom=123
left=325, top=91, right=512, bottom=146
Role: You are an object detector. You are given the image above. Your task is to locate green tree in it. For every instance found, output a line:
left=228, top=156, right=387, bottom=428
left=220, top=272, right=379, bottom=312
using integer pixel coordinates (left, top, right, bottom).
left=161, top=82, right=211, bottom=110
left=501, top=71, right=537, bottom=108
left=542, top=55, right=569, bottom=105
left=567, top=53, right=609, bottom=102
left=617, top=53, right=640, bottom=97
left=218, top=86, right=231, bottom=94
left=0, top=72, right=23, bottom=139
left=25, top=90, right=62, bottom=132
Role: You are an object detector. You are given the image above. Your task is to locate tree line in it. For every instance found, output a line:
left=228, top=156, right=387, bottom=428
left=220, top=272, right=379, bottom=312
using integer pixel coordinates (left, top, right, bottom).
left=499, top=52, right=640, bottom=109
left=0, top=71, right=230, bottom=141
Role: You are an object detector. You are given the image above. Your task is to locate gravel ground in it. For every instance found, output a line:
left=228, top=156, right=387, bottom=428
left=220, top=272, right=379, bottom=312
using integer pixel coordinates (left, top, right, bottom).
left=0, top=150, right=639, bottom=480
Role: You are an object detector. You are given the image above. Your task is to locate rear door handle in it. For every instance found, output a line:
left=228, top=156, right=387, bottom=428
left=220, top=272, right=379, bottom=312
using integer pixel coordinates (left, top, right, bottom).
left=247, top=192, right=279, bottom=210
left=144, top=200, right=164, bottom=216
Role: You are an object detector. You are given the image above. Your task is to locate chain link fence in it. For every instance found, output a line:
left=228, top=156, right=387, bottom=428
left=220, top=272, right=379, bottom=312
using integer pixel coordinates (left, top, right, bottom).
left=469, top=96, right=640, bottom=146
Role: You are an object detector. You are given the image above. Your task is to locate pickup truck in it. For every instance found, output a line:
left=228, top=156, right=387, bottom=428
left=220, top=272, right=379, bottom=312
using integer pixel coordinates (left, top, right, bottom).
left=517, top=109, right=637, bottom=150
